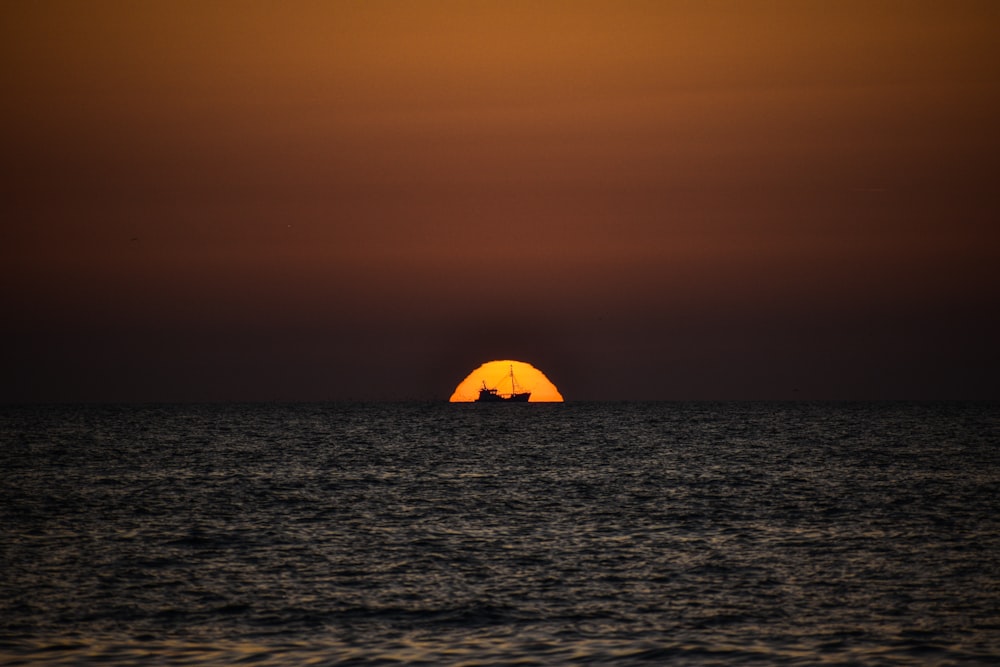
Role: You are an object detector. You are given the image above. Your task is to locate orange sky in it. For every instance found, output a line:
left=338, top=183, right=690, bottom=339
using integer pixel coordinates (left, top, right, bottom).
left=2, top=1, right=998, bottom=400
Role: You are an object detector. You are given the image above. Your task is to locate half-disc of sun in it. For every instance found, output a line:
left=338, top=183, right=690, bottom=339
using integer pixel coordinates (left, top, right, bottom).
left=449, top=359, right=564, bottom=402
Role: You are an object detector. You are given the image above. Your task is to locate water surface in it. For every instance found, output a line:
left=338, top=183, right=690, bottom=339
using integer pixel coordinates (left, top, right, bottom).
left=2, top=402, right=998, bottom=664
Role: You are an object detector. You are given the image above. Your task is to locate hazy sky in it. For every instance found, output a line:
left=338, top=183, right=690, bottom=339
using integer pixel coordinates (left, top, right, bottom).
left=2, top=1, right=998, bottom=401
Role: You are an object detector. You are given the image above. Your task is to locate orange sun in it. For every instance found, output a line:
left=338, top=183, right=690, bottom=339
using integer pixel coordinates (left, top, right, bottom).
left=449, top=359, right=564, bottom=402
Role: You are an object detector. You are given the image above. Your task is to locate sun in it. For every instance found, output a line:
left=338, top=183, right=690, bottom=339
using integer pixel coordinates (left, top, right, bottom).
left=449, top=360, right=564, bottom=402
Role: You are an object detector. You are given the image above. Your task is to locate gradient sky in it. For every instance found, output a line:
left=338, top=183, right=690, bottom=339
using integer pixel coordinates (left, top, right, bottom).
left=2, top=1, right=998, bottom=401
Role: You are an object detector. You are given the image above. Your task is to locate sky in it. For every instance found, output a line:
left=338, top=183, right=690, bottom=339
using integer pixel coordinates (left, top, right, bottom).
left=2, top=0, right=998, bottom=402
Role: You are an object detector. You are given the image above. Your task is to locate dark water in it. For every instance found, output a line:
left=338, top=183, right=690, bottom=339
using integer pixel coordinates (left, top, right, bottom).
left=2, top=402, right=998, bottom=665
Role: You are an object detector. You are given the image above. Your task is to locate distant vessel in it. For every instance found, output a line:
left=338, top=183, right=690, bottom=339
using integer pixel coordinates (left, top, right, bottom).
left=477, top=365, right=531, bottom=402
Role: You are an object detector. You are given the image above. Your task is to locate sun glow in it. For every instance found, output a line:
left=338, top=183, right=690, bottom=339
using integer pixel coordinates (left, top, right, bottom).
left=449, top=360, right=564, bottom=402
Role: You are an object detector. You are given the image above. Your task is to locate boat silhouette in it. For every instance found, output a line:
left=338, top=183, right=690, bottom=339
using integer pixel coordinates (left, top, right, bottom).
left=477, top=365, right=531, bottom=402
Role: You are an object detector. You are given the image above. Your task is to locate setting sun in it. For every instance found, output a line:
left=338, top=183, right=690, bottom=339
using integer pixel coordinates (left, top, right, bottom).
left=449, top=360, right=564, bottom=402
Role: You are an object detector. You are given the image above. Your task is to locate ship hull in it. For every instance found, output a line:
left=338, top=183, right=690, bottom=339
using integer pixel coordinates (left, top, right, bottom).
left=476, top=390, right=531, bottom=403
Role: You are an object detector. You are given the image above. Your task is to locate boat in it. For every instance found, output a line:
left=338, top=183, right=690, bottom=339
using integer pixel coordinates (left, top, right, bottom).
left=476, top=365, right=531, bottom=402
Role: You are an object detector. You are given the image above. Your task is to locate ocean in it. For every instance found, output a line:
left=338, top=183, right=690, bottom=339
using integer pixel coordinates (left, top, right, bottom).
left=2, top=402, right=998, bottom=665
